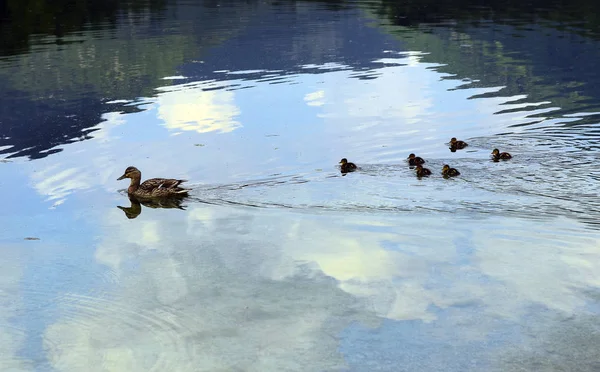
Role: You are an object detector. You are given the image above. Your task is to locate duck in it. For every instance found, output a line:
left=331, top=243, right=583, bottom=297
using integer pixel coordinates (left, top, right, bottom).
left=117, top=166, right=189, bottom=198
left=407, top=153, right=425, bottom=166
left=491, top=148, right=512, bottom=161
left=442, top=164, right=460, bottom=177
left=449, top=137, right=468, bottom=151
left=339, top=158, right=357, bottom=173
left=415, top=164, right=431, bottom=177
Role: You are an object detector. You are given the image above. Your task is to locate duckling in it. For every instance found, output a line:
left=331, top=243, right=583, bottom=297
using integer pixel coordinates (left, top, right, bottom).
left=442, top=164, right=460, bottom=177
left=449, top=137, right=468, bottom=151
left=339, top=158, right=357, bottom=173
left=117, top=166, right=189, bottom=198
left=491, top=148, right=512, bottom=161
left=407, top=153, right=425, bottom=166
left=415, top=164, right=431, bottom=177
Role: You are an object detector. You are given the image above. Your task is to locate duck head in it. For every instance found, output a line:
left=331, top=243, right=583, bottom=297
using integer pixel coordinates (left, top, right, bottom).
left=117, top=166, right=141, bottom=180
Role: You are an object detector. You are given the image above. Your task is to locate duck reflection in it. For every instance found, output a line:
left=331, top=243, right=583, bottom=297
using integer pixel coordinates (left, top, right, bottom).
left=117, top=195, right=188, bottom=219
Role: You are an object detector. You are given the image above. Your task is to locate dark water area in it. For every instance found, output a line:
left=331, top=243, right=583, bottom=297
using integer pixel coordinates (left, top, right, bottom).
left=1, top=0, right=600, bottom=371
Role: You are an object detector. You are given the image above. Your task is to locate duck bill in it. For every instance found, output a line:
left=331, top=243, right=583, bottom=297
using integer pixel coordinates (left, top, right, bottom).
left=117, top=174, right=127, bottom=180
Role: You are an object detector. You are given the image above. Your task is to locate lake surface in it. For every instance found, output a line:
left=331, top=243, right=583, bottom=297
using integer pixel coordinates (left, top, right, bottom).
left=1, top=0, right=600, bottom=370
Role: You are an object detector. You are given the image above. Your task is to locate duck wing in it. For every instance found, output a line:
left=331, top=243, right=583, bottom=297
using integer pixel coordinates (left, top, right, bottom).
left=139, top=178, right=187, bottom=191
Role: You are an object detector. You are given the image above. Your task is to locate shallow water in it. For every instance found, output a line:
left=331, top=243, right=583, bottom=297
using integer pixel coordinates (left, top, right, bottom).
left=1, top=0, right=600, bottom=371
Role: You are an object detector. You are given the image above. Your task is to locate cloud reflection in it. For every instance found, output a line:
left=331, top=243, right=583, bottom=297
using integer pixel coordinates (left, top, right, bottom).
left=472, top=221, right=600, bottom=318
left=39, top=196, right=600, bottom=371
left=43, top=206, right=381, bottom=371
left=156, top=83, right=241, bottom=134
left=304, top=90, right=325, bottom=106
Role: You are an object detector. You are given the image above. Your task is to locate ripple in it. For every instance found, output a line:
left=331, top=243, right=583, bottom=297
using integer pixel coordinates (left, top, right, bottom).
left=16, top=260, right=118, bottom=315
left=0, top=323, right=29, bottom=368
left=45, top=293, right=202, bottom=371
left=179, top=146, right=600, bottom=230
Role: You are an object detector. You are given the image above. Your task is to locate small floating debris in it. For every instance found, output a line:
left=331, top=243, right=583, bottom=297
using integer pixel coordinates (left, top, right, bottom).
left=24, top=237, right=40, bottom=241
left=194, top=144, right=205, bottom=147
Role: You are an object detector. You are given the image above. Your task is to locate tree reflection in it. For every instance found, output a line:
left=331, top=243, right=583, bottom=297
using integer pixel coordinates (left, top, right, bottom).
left=375, top=0, right=600, bottom=37
left=0, top=0, right=167, bottom=56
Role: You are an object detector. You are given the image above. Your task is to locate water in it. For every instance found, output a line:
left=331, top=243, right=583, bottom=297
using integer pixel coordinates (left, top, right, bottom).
left=1, top=0, right=600, bottom=370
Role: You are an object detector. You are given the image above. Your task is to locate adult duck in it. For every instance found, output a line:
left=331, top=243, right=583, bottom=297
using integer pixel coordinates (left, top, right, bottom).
left=117, top=166, right=189, bottom=198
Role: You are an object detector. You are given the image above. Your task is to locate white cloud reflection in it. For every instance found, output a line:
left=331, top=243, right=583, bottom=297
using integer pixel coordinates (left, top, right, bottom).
left=304, top=90, right=325, bottom=106
left=43, top=206, right=381, bottom=372
left=38, top=198, right=600, bottom=372
left=156, top=83, right=241, bottom=134
left=472, top=223, right=600, bottom=318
